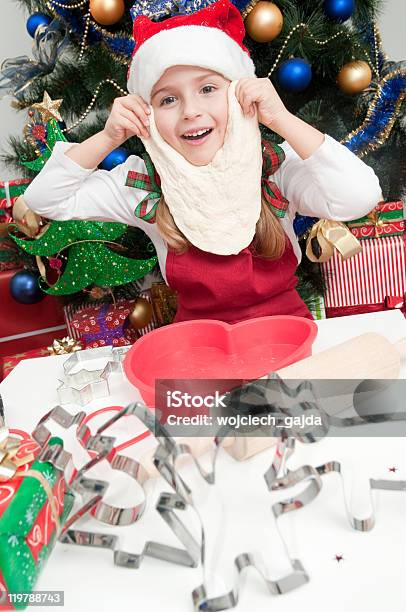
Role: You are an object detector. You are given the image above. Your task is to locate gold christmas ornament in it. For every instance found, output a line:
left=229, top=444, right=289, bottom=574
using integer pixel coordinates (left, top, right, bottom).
left=89, top=0, right=125, bottom=26
left=244, top=1, right=284, bottom=43
left=31, top=91, right=63, bottom=122
left=128, top=297, right=154, bottom=330
left=337, top=60, right=373, bottom=95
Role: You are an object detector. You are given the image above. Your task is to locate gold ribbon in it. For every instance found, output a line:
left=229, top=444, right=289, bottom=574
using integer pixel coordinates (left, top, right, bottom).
left=0, top=428, right=34, bottom=481
left=0, top=428, right=61, bottom=534
left=306, top=220, right=362, bottom=263
left=47, top=336, right=83, bottom=356
left=348, top=208, right=393, bottom=237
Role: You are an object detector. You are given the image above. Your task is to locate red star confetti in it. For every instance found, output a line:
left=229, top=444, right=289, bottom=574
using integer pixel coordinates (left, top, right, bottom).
left=388, top=467, right=398, bottom=473
left=334, top=554, right=344, bottom=563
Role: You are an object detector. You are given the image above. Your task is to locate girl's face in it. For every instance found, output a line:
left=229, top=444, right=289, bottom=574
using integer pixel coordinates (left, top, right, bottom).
left=150, top=65, right=230, bottom=166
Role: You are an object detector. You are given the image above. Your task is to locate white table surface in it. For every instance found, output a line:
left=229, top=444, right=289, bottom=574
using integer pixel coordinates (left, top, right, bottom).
left=1, top=310, right=406, bottom=612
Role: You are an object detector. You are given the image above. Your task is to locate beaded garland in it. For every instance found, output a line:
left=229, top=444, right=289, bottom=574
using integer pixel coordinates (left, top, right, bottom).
left=47, top=1, right=134, bottom=64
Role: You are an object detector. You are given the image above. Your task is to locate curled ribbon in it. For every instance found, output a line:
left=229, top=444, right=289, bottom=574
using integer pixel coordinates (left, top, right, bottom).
left=306, top=219, right=362, bottom=263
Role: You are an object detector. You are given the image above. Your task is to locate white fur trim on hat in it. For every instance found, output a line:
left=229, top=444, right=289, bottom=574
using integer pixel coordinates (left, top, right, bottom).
left=127, top=25, right=256, bottom=102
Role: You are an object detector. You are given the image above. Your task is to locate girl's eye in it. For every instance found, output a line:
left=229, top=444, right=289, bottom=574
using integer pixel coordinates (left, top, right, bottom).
left=160, top=96, right=176, bottom=106
left=160, top=85, right=216, bottom=106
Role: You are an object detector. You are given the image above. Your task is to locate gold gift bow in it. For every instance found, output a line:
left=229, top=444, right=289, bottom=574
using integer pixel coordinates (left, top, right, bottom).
left=0, top=428, right=61, bottom=534
left=306, top=219, right=362, bottom=263
left=47, top=337, right=83, bottom=356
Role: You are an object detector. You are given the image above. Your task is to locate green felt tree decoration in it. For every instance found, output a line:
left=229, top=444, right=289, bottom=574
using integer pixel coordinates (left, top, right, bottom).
left=10, top=219, right=158, bottom=295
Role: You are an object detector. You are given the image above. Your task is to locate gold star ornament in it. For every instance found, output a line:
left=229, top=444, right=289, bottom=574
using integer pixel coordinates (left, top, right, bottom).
left=31, top=91, right=63, bottom=122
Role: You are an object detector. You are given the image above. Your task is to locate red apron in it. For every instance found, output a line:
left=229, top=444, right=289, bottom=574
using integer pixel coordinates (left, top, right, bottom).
left=166, top=239, right=313, bottom=324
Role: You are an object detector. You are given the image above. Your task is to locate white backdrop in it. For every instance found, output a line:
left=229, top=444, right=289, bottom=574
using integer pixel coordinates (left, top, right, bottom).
left=0, top=0, right=405, bottom=179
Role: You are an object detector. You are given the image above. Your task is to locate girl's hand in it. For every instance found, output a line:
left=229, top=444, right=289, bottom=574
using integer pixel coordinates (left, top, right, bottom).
left=103, top=94, right=151, bottom=145
left=235, top=77, right=287, bottom=128
left=12, top=196, right=41, bottom=237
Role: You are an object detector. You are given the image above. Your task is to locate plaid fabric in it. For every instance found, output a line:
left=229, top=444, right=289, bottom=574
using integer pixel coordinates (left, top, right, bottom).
left=261, top=140, right=289, bottom=218
left=125, top=140, right=289, bottom=223
left=125, top=152, right=162, bottom=224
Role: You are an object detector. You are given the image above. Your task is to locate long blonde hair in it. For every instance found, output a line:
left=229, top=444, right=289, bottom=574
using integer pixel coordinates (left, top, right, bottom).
left=156, top=194, right=288, bottom=259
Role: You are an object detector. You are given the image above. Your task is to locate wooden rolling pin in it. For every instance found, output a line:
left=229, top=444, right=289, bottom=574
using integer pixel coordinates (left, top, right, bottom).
left=225, top=332, right=406, bottom=461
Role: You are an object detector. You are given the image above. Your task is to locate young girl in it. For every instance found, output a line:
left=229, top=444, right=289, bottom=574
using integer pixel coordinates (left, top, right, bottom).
left=21, top=0, right=383, bottom=324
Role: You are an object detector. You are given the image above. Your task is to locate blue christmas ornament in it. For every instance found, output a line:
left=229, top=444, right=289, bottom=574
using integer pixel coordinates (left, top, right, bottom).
left=323, top=0, right=355, bottom=23
left=10, top=270, right=45, bottom=304
left=100, top=147, right=130, bottom=171
left=26, top=13, right=52, bottom=38
left=293, top=215, right=318, bottom=239
left=277, top=59, right=312, bottom=92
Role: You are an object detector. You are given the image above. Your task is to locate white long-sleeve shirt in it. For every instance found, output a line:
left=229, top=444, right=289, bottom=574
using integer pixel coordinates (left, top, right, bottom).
left=24, top=135, right=383, bottom=283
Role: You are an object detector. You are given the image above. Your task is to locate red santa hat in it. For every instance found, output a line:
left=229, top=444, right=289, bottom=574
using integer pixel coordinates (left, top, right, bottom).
left=127, top=0, right=256, bottom=102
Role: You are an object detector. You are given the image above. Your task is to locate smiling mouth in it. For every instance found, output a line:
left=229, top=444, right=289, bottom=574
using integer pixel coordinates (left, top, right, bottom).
left=181, top=128, right=213, bottom=141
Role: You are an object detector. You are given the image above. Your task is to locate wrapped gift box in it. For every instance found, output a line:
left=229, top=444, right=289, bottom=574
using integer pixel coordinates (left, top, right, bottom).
left=0, top=179, right=31, bottom=226
left=325, top=299, right=406, bottom=319
left=0, top=433, right=74, bottom=609
left=307, top=294, right=326, bottom=320
left=0, top=347, right=50, bottom=381
left=0, top=270, right=66, bottom=358
left=0, top=238, right=20, bottom=273
left=347, top=201, right=404, bottom=240
left=66, top=299, right=143, bottom=349
left=63, top=291, right=164, bottom=348
left=150, top=282, right=178, bottom=326
left=321, top=235, right=406, bottom=317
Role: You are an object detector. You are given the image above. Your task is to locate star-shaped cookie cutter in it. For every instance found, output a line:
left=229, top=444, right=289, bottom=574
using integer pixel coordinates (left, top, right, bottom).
left=57, top=346, right=131, bottom=406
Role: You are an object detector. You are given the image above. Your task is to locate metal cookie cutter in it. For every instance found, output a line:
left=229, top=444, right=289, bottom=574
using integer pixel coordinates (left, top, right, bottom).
left=60, top=402, right=201, bottom=569
left=151, top=429, right=312, bottom=611
left=75, top=406, right=151, bottom=526
left=57, top=346, right=131, bottom=406
left=32, top=404, right=151, bottom=528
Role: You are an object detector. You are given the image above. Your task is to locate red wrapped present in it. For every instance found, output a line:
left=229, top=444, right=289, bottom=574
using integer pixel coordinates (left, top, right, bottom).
left=325, top=295, right=406, bottom=318
left=0, top=270, right=66, bottom=358
left=64, top=293, right=160, bottom=348
left=347, top=201, right=404, bottom=240
left=0, top=433, right=74, bottom=609
left=0, top=238, right=20, bottom=273
left=321, top=235, right=406, bottom=316
left=69, top=299, right=140, bottom=348
left=0, top=347, right=50, bottom=381
left=0, top=180, right=31, bottom=227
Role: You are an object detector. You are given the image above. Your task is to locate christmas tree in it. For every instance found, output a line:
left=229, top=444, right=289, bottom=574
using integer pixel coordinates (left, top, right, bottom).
left=0, top=0, right=405, bottom=309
